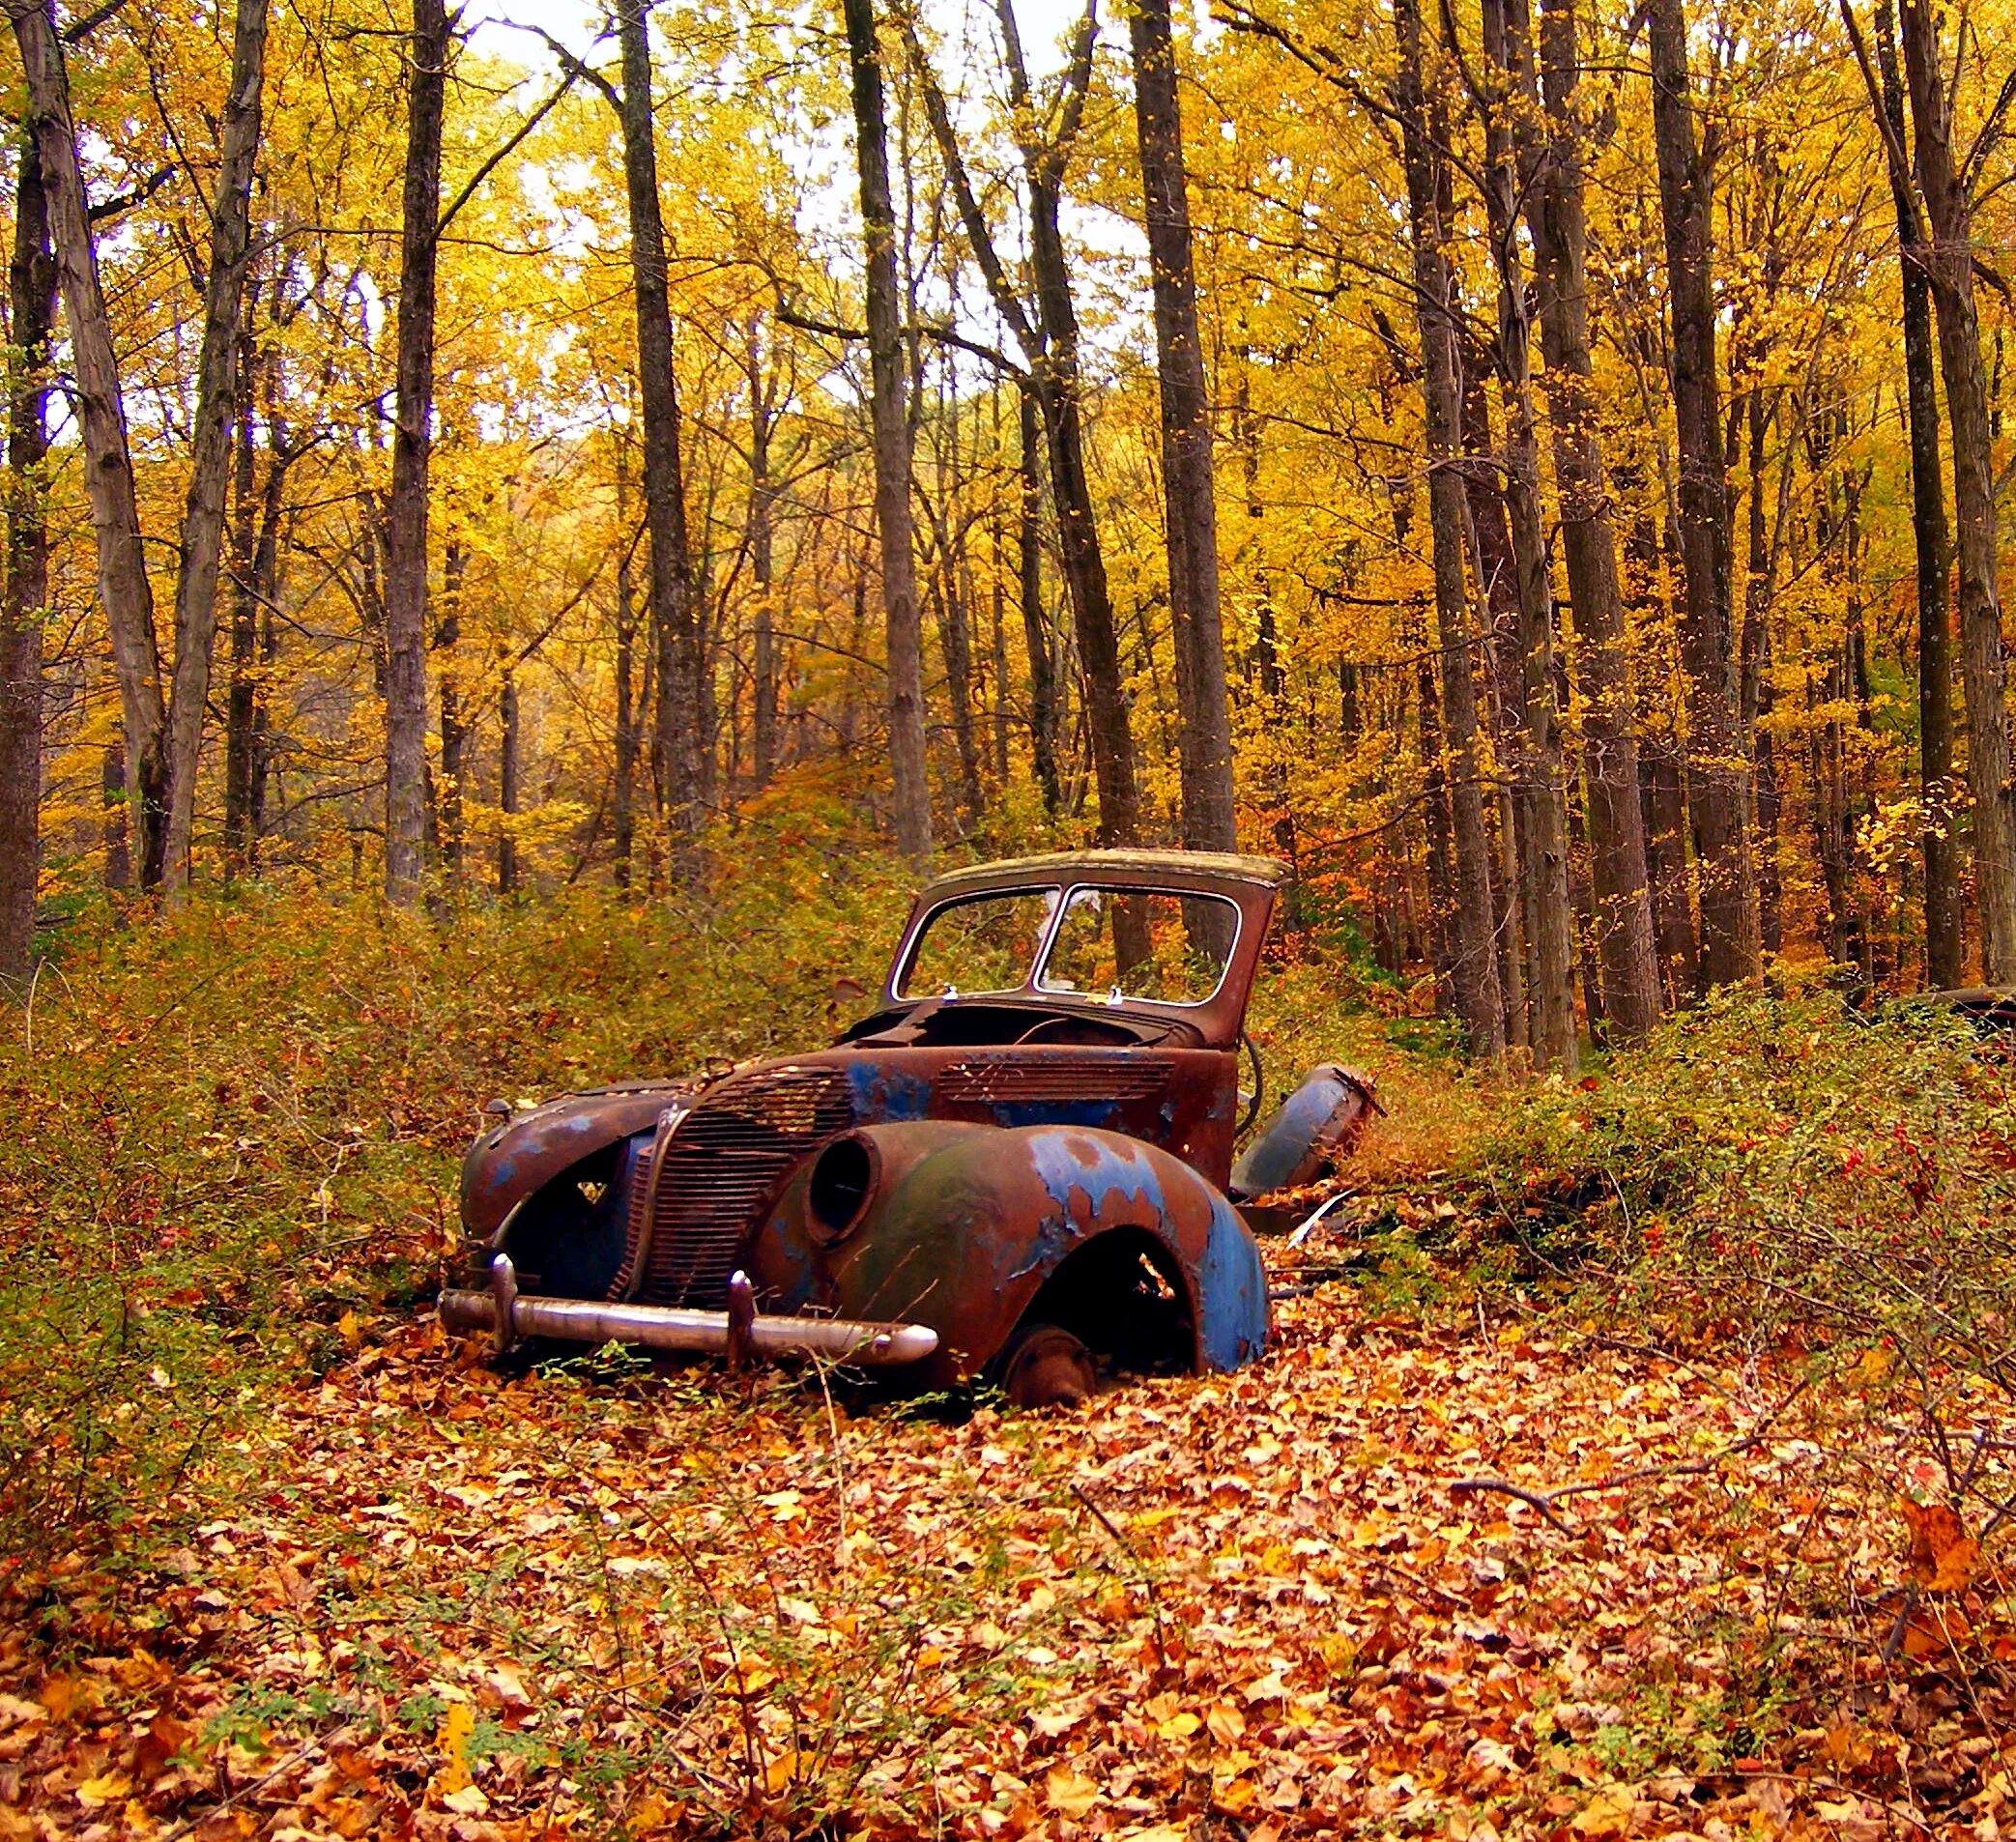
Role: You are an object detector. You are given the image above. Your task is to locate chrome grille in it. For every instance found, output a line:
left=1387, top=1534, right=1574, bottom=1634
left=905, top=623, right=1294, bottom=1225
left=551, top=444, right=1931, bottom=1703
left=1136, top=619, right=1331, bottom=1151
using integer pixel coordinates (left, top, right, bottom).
left=627, top=1066, right=851, bottom=1309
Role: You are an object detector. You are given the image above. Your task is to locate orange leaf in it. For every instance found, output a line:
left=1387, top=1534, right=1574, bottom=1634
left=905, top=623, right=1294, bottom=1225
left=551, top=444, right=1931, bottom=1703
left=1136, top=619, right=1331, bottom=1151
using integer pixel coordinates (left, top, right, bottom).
left=1901, top=1499, right=1979, bottom=1593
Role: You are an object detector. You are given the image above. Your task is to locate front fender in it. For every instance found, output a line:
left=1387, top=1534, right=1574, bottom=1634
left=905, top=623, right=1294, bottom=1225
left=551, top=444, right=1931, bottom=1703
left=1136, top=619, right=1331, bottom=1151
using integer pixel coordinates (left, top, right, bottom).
left=459, top=1080, right=696, bottom=1245
left=761, top=1121, right=1267, bottom=1386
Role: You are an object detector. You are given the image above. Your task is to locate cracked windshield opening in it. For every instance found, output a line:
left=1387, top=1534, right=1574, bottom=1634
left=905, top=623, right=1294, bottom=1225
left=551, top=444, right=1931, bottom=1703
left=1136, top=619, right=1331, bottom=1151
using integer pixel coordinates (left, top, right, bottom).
left=1038, top=889, right=1237, bottom=1004
left=899, top=890, right=1059, bottom=997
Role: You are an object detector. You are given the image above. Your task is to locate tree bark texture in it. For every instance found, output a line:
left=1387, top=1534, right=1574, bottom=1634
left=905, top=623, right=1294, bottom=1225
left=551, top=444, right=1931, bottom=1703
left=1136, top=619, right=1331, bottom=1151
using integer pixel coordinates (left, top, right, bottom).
left=1395, top=0, right=1505, bottom=1058
left=1455, top=392, right=1529, bottom=1051
left=382, top=0, right=446, bottom=902
left=12, top=0, right=166, bottom=887
left=841, top=0, right=932, bottom=861
left=1129, top=0, right=1236, bottom=857
left=748, top=327, right=778, bottom=791
left=1645, top=0, right=1760, bottom=988
left=1477, top=0, right=1576, bottom=1070
left=159, top=0, right=268, bottom=900
left=613, top=440, right=640, bottom=886
left=498, top=661, right=519, bottom=894
left=1896, top=0, right=2016, bottom=979
left=1525, top=0, right=1661, bottom=1039
left=1, top=119, right=53, bottom=984
left=1870, top=0, right=1960, bottom=987
left=1018, top=389, right=1061, bottom=814
left=436, top=539, right=466, bottom=877
left=222, top=331, right=288, bottom=877
left=617, top=0, right=705, bottom=846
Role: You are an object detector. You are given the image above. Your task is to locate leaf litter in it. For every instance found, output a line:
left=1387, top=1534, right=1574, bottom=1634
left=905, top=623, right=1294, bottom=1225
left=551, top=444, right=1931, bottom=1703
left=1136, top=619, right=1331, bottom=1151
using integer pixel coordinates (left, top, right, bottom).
left=5, top=1244, right=2015, bottom=1840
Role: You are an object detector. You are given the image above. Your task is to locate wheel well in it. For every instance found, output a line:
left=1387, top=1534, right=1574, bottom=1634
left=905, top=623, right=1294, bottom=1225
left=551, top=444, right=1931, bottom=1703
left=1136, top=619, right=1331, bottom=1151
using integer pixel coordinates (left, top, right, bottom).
left=1013, top=1228, right=1196, bottom=1376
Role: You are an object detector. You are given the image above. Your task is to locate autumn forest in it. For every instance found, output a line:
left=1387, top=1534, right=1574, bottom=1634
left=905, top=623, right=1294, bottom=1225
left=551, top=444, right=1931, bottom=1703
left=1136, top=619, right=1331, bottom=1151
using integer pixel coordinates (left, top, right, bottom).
left=9, top=0, right=2016, bottom=1831
left=6, top=0, right=2015, bottom=1051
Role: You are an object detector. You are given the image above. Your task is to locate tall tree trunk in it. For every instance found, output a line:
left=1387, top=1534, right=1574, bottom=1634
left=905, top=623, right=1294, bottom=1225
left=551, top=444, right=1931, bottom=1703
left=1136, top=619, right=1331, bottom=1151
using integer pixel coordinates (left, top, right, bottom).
left=1742, top=387, right=1785, bottom=956
left=932, top=389, right=984, bottom=822
left=1474, top=0, right=1576, bottom=1070
left=1, top=119, right=53, bottom=984
left=840, top=0, right=932, bottom=860
left=1026, top=194, right=1140, bottom=852
left=748, top=328, right=778, bottom=792
left=1129, top=0, right=1235, bottom=857
left=382, top=0, right=447, bottom=902
left=103, top=744, right=130, bottom=892
left=12, top=0, right=166, bottom=887
left=1525, top=0, right=1661, bottom=1039
left=1456, top=390, right=1529, bottom=1051
left=497, top=661, right=519, bottom=895
left=1625, top=497, right=1699, bottom=996
left=1872, top=0, right=1958, bottom=987
left=1395, top=0, right=1505, bottom=1058
left=222, top=329, right=286, bottom=878
left=1411, top=602, right=1457, bottom=999
left=159, top=0, right=268, bottom=900
left=436, top=538, right=466, bottom=878
left=1895, top=0, right=2014, bottom=977
left=1645, top=0, right=1759, bottom=988
left=617, top=0, right=705, bottom=846
left=904, top=2, right=1132, bottom=847
left=1018, top=389, right=1061, bottom=814
left=614, top=442, right=640, bottom=885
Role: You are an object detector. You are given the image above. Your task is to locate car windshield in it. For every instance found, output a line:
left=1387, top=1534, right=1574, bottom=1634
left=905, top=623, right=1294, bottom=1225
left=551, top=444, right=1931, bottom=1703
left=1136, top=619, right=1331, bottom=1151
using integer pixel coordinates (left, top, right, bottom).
left=1037, top=888, right=1238, bottom=1006
left=898, top=889, right=1059, bottom=997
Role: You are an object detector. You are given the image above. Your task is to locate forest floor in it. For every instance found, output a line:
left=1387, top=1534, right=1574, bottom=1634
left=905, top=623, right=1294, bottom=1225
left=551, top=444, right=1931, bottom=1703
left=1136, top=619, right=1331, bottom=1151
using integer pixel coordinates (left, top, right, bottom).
left=4, top=864, right=2015, bottom=1838
left=5, top=1228, right=2010, bottom=1841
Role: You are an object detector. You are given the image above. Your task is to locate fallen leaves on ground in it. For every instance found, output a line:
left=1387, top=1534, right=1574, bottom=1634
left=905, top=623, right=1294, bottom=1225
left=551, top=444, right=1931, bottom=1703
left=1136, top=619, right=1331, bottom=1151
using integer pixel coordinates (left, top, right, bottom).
left=3, top=1258, right=2012, bottom=1839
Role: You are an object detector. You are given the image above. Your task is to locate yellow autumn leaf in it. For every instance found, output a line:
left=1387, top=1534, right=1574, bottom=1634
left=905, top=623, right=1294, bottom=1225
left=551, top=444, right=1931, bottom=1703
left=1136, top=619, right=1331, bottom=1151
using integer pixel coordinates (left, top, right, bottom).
left=437, top=1699, right=475, bottom=1794
left=1046, top=1767, right=1100, bottom=1817
left=1570, top=1785, right=1638, bottom=1837
left=763, top=1747, right=800, bottom=1793
left=75, top=1771, right=132, bottom=1808
left=628, top=1793, right=674, bottom=1834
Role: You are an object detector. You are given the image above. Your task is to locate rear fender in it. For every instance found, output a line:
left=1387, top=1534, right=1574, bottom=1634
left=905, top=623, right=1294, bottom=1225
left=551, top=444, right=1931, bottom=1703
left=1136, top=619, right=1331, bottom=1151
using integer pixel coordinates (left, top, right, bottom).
left=760, top=1121, right=1267, bottom=1386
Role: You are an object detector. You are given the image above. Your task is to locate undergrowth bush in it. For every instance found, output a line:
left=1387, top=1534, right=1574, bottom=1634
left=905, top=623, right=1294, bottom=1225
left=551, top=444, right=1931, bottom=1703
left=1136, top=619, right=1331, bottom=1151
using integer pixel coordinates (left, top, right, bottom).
left=1469, top=991, right=2016, bottom=1522
left=0, top=817, right=920, bottom=1575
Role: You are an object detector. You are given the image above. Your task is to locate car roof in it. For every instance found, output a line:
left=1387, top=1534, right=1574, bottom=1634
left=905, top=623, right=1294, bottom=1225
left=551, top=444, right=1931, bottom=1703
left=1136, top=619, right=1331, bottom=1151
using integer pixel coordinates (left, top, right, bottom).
left=917, top=849, right=1285, bottom=904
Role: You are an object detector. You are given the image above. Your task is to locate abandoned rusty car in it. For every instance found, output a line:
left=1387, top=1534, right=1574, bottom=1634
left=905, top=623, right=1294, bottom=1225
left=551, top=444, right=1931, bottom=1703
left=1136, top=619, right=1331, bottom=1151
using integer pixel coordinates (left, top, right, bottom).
left=440, top=849, right=1370, bottom=1406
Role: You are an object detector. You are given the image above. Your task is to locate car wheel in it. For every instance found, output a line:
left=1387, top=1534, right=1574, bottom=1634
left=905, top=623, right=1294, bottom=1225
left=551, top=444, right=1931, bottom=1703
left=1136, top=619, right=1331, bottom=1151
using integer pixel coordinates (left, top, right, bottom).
left=998, top=1321, right=1098, bottom=1409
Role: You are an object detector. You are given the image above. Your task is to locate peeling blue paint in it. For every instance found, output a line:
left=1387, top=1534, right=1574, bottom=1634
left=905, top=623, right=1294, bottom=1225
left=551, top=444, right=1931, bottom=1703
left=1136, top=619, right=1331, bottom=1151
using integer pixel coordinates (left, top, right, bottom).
left=1024, top=1130, right=1163, bottom=1223
left=1005, top=1212, right=1082, bottom=1281
left=849, top=1061, right=933, bottom=1121
left=1198, top=1194, right=1268, bottom=1370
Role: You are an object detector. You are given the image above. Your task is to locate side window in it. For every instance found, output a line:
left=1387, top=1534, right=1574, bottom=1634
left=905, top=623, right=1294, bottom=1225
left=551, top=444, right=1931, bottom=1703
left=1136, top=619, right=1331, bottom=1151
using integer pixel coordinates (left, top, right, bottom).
left=1037, top=889, right=1238, bottom=1004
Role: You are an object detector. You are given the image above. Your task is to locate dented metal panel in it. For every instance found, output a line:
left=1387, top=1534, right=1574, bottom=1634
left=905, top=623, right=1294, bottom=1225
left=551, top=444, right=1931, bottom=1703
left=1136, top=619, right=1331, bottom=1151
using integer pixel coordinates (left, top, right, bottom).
left=1229, top=1064, right=1382, bottom=1198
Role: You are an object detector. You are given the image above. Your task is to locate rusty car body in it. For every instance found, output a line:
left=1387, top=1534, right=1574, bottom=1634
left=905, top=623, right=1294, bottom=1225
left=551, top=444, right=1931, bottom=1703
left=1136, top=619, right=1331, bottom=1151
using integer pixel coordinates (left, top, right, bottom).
left=439, top=849, right=1293, bottom=1405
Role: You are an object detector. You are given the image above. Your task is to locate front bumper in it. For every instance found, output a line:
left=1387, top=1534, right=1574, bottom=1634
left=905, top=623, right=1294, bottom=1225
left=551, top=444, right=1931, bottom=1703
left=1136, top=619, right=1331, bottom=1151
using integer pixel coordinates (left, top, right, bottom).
left=438, top=1254, right=938, bottom=1367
